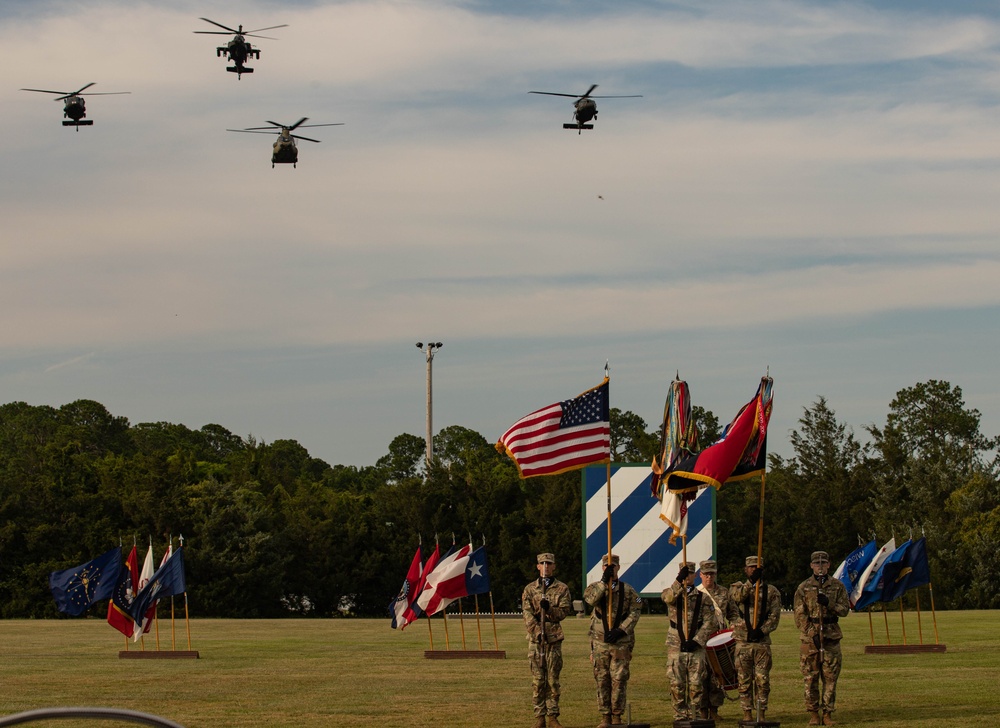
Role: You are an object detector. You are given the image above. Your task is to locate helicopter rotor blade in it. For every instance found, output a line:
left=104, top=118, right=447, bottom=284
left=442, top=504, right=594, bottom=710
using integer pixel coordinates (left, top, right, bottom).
left=288, top=117, right=309, bottom=131
left=291, top=135, right=322, bottom=143
left=78, top=92, right=131, bottom=97
left=264, top=121, right=286, bottom=129
left=295, top=123, right=345, bottom=129
left=245, top=24, right=288, bottom=34
left=193, top=31, right=234, bottom=35
left=20, top=88, right=70, bottom=95
left=588, top=94, right=643, bottom=99
left=198, top=17, right=239, bottom=33
left=528, top=91, right=584, bottom=98
left=242, top=34, right=280, bottom=40
left=226, top=129, right=280, bottom=135
left=71, top=82, right=97, bottom=96
left=580, top=83, right=598, bottom=98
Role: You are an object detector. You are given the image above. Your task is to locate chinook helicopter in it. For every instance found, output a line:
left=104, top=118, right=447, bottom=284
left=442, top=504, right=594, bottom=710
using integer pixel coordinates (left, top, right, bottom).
left=227, top=118, right=344, bottom=168
left=529, top=84, right=642, bottom=133
left=20, top=83, right=130, bottom=130
left=194, top=18, right=288, bottom=78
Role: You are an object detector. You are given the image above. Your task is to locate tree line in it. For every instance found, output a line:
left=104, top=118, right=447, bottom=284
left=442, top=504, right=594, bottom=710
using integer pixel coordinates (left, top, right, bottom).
left=0, top=378, right=997, bottom=618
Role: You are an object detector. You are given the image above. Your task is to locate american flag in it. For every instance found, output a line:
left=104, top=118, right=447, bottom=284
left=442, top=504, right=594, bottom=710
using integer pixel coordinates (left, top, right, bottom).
left=496, top=378, right=610, bottom=478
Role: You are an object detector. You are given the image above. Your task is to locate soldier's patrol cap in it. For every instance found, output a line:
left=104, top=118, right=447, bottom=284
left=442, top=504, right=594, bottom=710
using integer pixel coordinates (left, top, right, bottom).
left=602, top=554, right=620, bottom=566
left=537, top=553, right=556, bottom=564
left=811, top=551, right=830, bottom=564
left=745, top=556, right=760, bottom=567
left=699, top=560, right=718, bottom=574
left=680, top=561, right=696, bottom=570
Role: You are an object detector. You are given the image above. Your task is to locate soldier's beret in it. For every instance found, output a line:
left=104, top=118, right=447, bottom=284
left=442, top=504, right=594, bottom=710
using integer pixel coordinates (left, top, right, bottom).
left=601, top=554, right=620, bottom=566
left=699, top=560, right=717, bottom=574
left=810, top=551, right=830, bottom=564
left=537, top=553, right=556, bottom=564
left=745, top=556, right=760, bottom=567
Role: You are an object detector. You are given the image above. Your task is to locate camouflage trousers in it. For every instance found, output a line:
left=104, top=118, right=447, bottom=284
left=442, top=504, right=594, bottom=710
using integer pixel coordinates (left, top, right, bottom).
left=591, top=641, right=632, bottom=717
left=667, top=649, right=706, bottom=720
left=799, top=638, right=842, bottom=714
left=529, top=641, right=563, bottom=717
left=735, top=641, right=772, bottom=712
left=700, top=665, right=726, bottom=711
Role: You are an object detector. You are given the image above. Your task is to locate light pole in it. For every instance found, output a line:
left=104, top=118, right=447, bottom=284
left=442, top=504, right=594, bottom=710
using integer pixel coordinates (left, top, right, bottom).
left=415, top=341, right=442, bottom=466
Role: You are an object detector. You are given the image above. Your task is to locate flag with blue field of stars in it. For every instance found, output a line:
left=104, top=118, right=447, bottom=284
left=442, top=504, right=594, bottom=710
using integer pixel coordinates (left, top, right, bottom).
left=496, top=378, right=610, bottom=478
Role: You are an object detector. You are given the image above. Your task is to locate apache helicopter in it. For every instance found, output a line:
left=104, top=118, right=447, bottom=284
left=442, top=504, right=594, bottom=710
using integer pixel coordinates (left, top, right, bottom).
left=227, top=118, right=344, bottom=168
left=20, top=83, right=130, bottom=130
left=194, top=18, right=288, bottom=78
left=528, top=84, right=642, bottom=134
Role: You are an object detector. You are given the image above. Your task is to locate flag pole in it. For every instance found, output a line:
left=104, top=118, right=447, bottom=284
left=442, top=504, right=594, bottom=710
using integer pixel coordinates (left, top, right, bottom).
left=867, top=608, right=875, bottom=646
left=184, top=591, right=192, bottom=651
left=474, top=594, right=484, bottom=650
left=442, top=608, right=451, bottom=650
left=605, top=365, right=614, bottom=620
left=458, top=598, right=467, bottom=650
left=752, top=470, right=766, bottom=629
left=681, top=533, right=689, bottom=632
left=898, top=598, right=907, bottom=645
left=915, top=588, right=924, bottom=644
left=488, top=589, right=500, bottom=650
left=425, top=611, right=435, bottom=651
left=928, top=581, right=940, bottom=644
left=882, top=602, right=891, bottom=645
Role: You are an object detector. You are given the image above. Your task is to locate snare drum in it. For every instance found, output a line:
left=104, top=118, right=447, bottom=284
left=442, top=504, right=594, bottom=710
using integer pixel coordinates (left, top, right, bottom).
left=705, top=629, right=738, bottom=690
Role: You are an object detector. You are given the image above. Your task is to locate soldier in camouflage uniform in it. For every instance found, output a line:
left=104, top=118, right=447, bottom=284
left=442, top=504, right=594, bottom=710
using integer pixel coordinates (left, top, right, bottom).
left=661, top=561, right=714, bottom=721
left=794, top=551, right=850, bottom=727
left=729, top=555, right=782, bottom=722
left=584, top=553, right=642, bottom=728
left=523, top=552, right=573, bottom=728
left=696, top=560, right=731, bottom=721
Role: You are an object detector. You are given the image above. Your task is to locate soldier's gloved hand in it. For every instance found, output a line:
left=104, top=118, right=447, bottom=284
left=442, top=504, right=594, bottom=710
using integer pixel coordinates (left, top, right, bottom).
left=602, top=564, right=616, bottom=584
left=749, top=567, right=763, bottom=584
left=676, top=565, right=690, bottom=583
left=817, top=592, right=830, bottom=606
left=605, top=628, right=627, bottom=643
left=539, top=598, right=550, bottom=611
left=747, top=627, right=765, bottom=643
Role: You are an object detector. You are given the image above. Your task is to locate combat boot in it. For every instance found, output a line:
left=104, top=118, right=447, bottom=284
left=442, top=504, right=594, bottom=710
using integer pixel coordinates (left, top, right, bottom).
left=548, top=716, right=565, bottom=728
left=710, top=707, right=721, bottom=721
left=611, top=716, right=623, bottom=725
left=743, top=710, right=753, bottom=722
left=822, top=714, right=835, bottom=726
left=533, top=717, right=546, bottom=728
left=807, top=711, right=821, bottom=726
left=596, top=715, right=611, bottom=728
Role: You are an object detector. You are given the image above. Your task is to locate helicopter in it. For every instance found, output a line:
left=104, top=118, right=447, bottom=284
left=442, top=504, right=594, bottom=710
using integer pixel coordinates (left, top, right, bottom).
left=20, top=83, right=130, bottom=130
left=194, top=18, right=288, bottom=79
left=227, top=118, right=344, bottom=168
left=528, top=84, right=642, bottom=133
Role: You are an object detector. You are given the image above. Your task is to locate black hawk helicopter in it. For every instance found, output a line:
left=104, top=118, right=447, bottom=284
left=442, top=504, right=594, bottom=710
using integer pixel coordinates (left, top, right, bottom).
left=20, top=83, right=130, bottom=130
left=227, top=118, right=344, bottom=168
left=529, top=84, right=642, bottom=133
left=194, top=18, right=288, bottom=78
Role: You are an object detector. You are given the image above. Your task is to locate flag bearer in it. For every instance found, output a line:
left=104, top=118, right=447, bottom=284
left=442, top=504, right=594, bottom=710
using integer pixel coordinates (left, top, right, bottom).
left=584, top=553, right=642, bottom=727
left=661, top=561, right=714, bottom=721
left=523, top=552, right=573, bottom=728
left=696, top=560, right=732, bottom=721
left=794, top=551, right=850, bottom=726
left=729, top=556, right=783, bottom=722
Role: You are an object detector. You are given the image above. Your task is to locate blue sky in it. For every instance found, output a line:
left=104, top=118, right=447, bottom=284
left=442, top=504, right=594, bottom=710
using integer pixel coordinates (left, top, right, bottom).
left=2, top=0, right=999, bottom=466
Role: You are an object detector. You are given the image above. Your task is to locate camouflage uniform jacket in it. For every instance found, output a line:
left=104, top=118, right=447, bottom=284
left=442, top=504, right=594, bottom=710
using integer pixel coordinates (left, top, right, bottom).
left=697, top=582, right=732, bottom=632
left=583, top=580, right=642, bottom=645
left=728, top=580, right=782, bottom=645
left=793, top=575, right=849, bottom=643
left=661, top=581, right=714, bottom=650
left=522, top=578, right=573, bottom=644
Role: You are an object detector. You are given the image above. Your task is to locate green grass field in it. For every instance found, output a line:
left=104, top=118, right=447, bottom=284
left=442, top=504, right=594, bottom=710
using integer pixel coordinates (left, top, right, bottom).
left=1, top=609, right=997, bottom=727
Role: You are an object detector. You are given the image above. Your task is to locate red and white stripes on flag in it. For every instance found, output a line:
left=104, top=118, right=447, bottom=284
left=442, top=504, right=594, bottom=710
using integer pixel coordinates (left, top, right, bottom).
left=496, top=378, right=610, bottom=479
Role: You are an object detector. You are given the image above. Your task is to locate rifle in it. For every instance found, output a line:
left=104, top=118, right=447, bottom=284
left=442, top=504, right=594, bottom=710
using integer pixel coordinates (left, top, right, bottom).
left=538, top=579, right=548, bottom=681
left=814, top=585, right=825, bottom=666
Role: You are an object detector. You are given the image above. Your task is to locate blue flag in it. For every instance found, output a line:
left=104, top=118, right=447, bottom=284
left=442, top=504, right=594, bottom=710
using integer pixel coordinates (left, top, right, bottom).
left=464, top=546, right=492, bottom=596
left=49, top=547, right=122, bottom=616
left=882, top=537, right=931, bottom=602
left=833, top=540, right=878, bottom=604
left=127, top=548, right=187, bottom=624
left=855, top=539, right=911, bottom=610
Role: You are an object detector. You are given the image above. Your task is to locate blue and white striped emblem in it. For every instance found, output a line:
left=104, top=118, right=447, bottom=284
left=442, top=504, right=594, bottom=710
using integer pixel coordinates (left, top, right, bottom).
left=583, top=464, right=716, bottom=596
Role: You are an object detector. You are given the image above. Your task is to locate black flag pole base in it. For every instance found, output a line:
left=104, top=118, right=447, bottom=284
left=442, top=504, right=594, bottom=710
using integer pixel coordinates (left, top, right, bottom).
left=738, top=720, right=779, bottom=727
left=423, top=649, right=505, bottom=659
left=864, top=643, right=946, bottom=654
left=119, top=650, right=199, bottom=659
left=673, top=719, right=714, bottom=728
